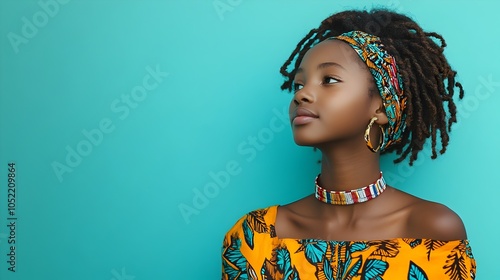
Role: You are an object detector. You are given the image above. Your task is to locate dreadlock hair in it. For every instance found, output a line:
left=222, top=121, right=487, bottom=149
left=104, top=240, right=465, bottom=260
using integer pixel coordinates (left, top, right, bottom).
left=280, top=9, right=464, bottom=165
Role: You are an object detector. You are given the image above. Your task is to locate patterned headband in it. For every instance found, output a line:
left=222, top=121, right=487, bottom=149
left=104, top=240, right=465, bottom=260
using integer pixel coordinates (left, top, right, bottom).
left=326, top=31, right=407, bottom=151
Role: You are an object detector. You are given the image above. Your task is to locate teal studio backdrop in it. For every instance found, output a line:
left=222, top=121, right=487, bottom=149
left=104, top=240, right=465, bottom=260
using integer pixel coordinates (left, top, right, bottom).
left=0, top=0, right=498, bottom=279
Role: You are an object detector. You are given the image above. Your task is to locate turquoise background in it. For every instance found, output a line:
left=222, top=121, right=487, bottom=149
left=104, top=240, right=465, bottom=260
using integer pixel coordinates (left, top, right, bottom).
left=0, top=0, right=498, bottom=279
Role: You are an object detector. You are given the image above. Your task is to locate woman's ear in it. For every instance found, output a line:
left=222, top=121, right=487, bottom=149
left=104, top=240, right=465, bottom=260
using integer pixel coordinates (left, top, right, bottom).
left=370, top=93, right=389, bottom=126
left=374, top=105, right=389, bottom=126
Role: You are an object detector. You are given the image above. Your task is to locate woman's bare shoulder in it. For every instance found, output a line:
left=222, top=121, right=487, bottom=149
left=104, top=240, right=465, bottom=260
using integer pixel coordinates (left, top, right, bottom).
left=398, top=190, right=467, bottom=240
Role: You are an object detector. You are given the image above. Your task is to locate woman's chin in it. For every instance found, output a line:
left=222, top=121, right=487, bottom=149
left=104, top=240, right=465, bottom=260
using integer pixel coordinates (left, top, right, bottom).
left=293, top=137, right=318, bottom=147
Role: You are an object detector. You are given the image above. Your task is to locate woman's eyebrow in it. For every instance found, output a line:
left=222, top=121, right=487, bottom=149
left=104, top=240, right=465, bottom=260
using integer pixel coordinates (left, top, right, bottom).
left=296, top=61, right=346, bottom=74
left=318, top=61, right=346, bottom=70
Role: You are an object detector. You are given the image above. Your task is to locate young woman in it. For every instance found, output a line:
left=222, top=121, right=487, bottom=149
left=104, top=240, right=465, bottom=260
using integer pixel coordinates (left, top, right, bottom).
left=221, top=9, right=476, bottom=280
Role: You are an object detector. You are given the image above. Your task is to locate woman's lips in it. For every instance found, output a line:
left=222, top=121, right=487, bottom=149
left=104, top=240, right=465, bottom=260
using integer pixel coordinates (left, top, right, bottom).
left=293, top=116, right=317, bottom=125
left=292, top=107, right=319, bottom=125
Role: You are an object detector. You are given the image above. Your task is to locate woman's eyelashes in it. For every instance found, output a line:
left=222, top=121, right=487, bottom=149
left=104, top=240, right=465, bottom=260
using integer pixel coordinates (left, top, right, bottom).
left=293, top=82, right=303, bottom=92
left=293, top=76, right=340, bottom=92
left=323, top=76, right=340, bottom=84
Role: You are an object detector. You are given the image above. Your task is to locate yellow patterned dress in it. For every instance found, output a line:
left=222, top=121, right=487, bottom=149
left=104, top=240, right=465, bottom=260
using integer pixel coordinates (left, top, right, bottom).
left=221, top=205, right=476, bottom=280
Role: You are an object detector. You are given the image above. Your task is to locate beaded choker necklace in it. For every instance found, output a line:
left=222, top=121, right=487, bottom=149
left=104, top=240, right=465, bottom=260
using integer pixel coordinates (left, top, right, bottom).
left=314, top=172, right=386, bottom=205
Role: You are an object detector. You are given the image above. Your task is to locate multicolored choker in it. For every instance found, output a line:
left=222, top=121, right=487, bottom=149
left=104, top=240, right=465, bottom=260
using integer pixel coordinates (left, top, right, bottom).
left=314, top=172, right=386, bottom=205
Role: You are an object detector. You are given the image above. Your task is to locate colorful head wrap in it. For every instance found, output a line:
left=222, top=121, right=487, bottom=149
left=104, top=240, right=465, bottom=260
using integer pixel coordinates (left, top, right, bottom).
left=326, top=31, right=407, bottom=151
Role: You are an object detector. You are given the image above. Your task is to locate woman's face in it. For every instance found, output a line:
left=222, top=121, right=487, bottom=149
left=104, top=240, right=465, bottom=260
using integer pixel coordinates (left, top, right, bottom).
left=289, top=39, right=382, bottom=148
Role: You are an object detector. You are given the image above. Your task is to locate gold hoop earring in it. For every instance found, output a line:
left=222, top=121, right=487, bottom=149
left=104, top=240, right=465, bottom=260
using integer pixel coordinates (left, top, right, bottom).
left=364, top=117, right=384, bottom=153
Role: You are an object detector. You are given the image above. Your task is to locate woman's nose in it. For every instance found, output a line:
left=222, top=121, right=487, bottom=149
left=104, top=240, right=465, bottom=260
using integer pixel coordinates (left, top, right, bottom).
left=293, top=87, right=314, bottom=105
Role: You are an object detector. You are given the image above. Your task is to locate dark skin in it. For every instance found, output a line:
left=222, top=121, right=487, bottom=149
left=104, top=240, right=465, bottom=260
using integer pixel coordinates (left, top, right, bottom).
left=276, top=39, right=467, bottom=242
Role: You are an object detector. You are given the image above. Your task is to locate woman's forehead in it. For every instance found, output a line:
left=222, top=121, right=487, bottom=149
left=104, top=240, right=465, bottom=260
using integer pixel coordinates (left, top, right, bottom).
left=298, top=39, right=367, bottom=73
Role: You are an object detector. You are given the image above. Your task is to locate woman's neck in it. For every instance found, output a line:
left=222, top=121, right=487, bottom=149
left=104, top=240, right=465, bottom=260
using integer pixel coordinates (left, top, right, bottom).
left=317, top=145, right=381, bottom=191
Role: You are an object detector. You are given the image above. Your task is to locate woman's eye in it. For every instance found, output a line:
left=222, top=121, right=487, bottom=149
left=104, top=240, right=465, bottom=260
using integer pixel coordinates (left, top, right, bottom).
left=323, top=76, right=339, bottom=84
left=293, top=83, right=303, bottom=91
